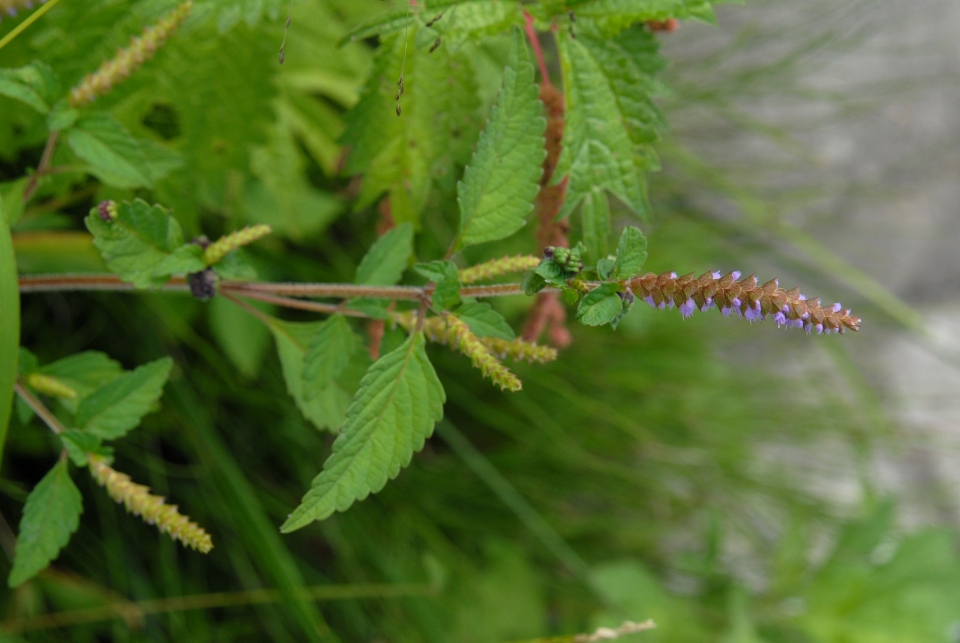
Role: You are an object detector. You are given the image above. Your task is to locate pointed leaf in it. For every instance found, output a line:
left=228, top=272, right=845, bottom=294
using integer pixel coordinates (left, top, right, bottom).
left=267, top=317, right=351, bottom=432
left=302, top=315, right=359, bottom=402
left=85, top=199, right=186, bottom=288
left=39, top=351, right=124, bottom=414
left=75, top=358, right=173, bottom=440
left=455, top=29, right=546, bottom=250
left=8, top=460, right=82, bottom=587
left=455, top=302, right=515, bottom=340
left=355, top=222, right=414, bottom=286
left=0, top=198, right=18, bottom=463
left=555, top=24, right=667, bottom=220
left=0, top=62, right=60, bottom=114
left=281, top=333, right=445, bottom=532
left=151, top=244, right=207, bottom=278
left=67, top=114, right=154, bottom=188
left=576, top=283, right=623, bottom=327
left=613, top=226, right=648, bottom=279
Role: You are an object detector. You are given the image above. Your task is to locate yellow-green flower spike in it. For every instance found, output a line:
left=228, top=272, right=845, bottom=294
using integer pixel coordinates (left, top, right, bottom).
left=24, top=373, right=77, bottom=399
left=88, top=456, right=213, bottom=553
left=69, top=1, right=193, bottom=107
left=482, top=337, right=558, bottom=364
left=459, top=254, right=541, bottom=284
left=444, top=314, right=522, bottom=392
left=202, top=224, right=272, bottom=266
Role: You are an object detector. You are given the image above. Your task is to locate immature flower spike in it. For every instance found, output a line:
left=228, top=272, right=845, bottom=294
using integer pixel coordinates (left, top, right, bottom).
left=202, top=224, right=272, bottom=265
left=444, top=315, right=522, bottom=392
left=97, top=200, right=118, bottom=221
left=628, top=271, right=861, bottom=334
left=393, top=312, right=557, bottom=364
left=69, top=1, right=193, bottom=107
left=24, top=373, right=77, bottom=399
left=459, top=255, right=541, bottom=285
left=88, top=456, right=213, bottom=553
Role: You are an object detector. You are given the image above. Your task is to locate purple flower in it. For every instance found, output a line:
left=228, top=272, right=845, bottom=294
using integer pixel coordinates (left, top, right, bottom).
left=699, top=297, right=713, bottom=312
left=731, top=271, right=742, bottom=280
left=679, top=298, right=696, bottom=319
left=774, top=311, right=787, bottom=327
left=643, top=295, right=656, bottom=308
left=743, top=301, right=763, bottom=322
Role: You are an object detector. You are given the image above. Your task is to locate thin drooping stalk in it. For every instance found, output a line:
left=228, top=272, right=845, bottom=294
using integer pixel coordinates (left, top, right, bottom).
left=219, top=287, right=373, bottom=319
left=14, top=382, right=65, bottom=435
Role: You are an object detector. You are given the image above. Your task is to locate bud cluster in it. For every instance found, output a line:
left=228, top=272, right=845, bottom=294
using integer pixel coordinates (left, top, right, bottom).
left=88, top=456, right=213, bottom=553
left=443, top=315, right=522, bottom=392
left=202, top=224, right=272, bottom=265
left=24, top=373, right=77, bottom=399
left=97, top=200, right=118, bottom=221
left=69, top=1, right=193, bottom=107
left=627, top=271, right=861, bottom=334
left=459, top=255, right=541, bottom=285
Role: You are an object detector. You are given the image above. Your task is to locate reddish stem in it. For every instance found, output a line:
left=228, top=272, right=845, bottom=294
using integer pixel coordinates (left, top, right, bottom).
left=523, top=10, right=552, bottom=89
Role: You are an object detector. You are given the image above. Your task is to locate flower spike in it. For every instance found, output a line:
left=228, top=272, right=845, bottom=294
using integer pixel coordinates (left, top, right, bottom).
left=202, top=224, right=272, bottom=265
left=443, top=315, right=522, bottom=391
left=88, top=456, right=213, bottom=553
left=69, top=1, right=193, bottom=107
left=627, top=271, right=861, bottom=334
left=24, top=373, right=77, bottom=399
left=459, top=255, right=541, bottom=284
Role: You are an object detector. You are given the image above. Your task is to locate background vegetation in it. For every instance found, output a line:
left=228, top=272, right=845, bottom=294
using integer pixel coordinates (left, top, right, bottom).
left=2, top=0, right=958, bottom=641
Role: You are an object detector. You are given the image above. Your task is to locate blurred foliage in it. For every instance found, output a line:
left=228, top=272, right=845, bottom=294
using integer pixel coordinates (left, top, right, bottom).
left=1, top=0, right=958, bottom=641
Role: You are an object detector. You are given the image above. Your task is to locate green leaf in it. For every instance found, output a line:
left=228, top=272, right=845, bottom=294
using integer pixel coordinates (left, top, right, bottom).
left=8, top=459, right=82, bottom=587
left=580, top=188, right=611, bottom=260
left=60, top=431, right=112, bottom=467
left=455, top=302, right=515, bottom=340
left=267, top=317, right=351, bottom=432
left=534, top=259, right=567, bottom=288
left=0, top=198, right=18, bottom=464
left=355, top=223, right=414, bottom=286
left=75, top=358, right=173, bottom=440
left=613, top=226, right=648, bottom=279
left=151, top=244, right=207, bottom=279
left=281, top=333, right=445, bottom=532
left=212, top=249, right=258, bottom=281
left=555, top=24, right=667, bottom=220
left=1, top=178, right=27, bottom=227
left=0, top=62, right=60, bottom=114
left=39, top=351, right=124, bottom=413
left=302, top=315, right=359, bottom=402
left=521, top=269, right=547, bottom=296
left=455, top=29, right=545, bottom=250
left=208, top=297, right=274, bottom=379
left=67, top=114, right=155, bottom=189
left=415, top=260, right=461, bottom=310
left=46, top=100, right=78, bottom=131
left=85, top=199, right=185, bottom=289
left=576, top=283, right=623, bottom=327
left=341, top=27, right=481, bottom=225
left=564, top=0, right=720, bottom=35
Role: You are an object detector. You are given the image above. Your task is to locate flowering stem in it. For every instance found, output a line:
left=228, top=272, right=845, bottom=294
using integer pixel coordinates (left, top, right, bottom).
left=522, top=10, right=552, bottom=89
left=0, top=0, right=64, bottom=52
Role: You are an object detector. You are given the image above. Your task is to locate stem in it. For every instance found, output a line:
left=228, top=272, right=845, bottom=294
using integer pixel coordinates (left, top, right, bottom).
left=22, top=130, right=61, bottom=205
left=523, top=10, right=552, bottom=89
left=0, top=0, right=64, bottom=52
left=19, top=274, right=191, bottom=293
left=227, top=281, right=425, bottom=300
left=219, top=287, right=374, bottom=319
left=14, top=382, right=64, bottom=435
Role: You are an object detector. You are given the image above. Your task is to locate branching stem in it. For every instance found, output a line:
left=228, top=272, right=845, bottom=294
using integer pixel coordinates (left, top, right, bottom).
left=22, top=130, right=61, bottom=205
left=14, top=382, right=65, bottom=435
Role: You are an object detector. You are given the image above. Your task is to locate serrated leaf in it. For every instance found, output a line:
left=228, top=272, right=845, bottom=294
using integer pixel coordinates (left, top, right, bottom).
left=415, top=260, right=461, bottom=310
left=521, top=269, right=547, bottom=296
left=535, top=259, right=567, bottom=288
left=455, top=302, right=515, bottom=340
left=39, top=351, right=124, bottom=414
left=455, top=29, right=545, bottom=250
left=67, top=114, right=154, bottom=188
left=281, top=333, right=444, bottom=531
left=355, top=223, right=413, bottom=286
left=576, top=282, right=623, bottom=326
left=580, top=188, right=611, bottom=260
left=613, top=226, right=648, bottom=279
left=8, top=460, right=82, bottom=587
left=302, top=315, right=359, bottom=402
left=341, top=27, right=481, bottom=225
left=151, top=244, right=207, bottom=278
left=565, top=0, right=721, bottom=34
left=555, top=23, right=668, bottom=220
left=85, top=199, right=185, bottom=289
left=267, top=317, right=351, bottom=432
left=0, top=198, right=18, bottom=463
left=75, top=358, right=173, bottom=440
left=0, top=62, right=60, bottom=114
